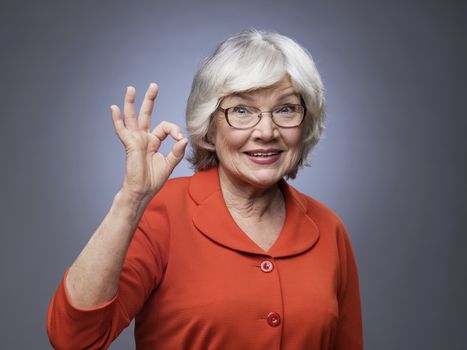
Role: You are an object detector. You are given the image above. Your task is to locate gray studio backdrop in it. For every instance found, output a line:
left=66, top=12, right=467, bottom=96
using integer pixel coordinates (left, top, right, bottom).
left=1, top=0, right=466, bottom=349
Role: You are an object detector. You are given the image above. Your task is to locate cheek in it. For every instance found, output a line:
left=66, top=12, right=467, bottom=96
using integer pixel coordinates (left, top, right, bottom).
left=284, top=130, right=304, bottom=163
left=215, top=128, right=250, bottom=155
left=284, top=129, right=303, bottom=150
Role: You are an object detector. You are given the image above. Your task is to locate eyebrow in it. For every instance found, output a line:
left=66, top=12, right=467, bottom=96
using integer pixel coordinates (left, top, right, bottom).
left=230, top=91, right=300, bottom=103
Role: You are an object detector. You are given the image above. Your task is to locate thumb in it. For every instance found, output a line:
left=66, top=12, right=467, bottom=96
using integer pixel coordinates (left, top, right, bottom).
left=165, top=138, right=189, bottom=170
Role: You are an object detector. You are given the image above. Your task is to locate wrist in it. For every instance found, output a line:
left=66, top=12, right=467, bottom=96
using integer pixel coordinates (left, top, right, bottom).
left=113, top=189, right=152, bottom=216
left=119, top=183, right=155, bottom=202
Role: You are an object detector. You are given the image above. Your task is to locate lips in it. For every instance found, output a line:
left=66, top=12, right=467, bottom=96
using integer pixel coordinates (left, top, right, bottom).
left=243, top=149, right=284, bottom=165
left=245, top=151, right=282, bottom=157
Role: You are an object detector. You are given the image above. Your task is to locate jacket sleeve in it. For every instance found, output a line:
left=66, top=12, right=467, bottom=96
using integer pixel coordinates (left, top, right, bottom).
left=334, top=222, right=364, bottom=350
left=47, top=200, right=170, bottom=350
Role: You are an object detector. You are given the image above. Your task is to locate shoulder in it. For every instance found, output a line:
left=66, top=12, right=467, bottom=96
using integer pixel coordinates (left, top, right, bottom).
left=286, top=184, right=357, bottom=269
left=159, top=175, right=193, bottom=196
left=147, top=168, right=221, bottom=208
left=286, top=182, right=345, bottom=229
left=146, top=175, right=193, bottom=210
left=139, top=175, right=194, bottom=235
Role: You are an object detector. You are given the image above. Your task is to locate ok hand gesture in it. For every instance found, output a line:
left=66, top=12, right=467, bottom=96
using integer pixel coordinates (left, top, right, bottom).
left=110, top=83, right=188, bottom=202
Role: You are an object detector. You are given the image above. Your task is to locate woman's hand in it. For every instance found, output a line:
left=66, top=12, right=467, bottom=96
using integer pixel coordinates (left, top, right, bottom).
left=59, top=83, right=187, bottom=311
left=110, top=83, right=188, bottom=202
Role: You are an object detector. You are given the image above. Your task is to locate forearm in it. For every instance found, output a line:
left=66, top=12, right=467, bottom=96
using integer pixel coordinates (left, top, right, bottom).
left=65, top=190, right=151, bottom=309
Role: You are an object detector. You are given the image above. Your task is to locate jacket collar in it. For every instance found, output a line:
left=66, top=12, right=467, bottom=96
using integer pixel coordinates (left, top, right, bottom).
left=189, top=168, right=320, bottom=258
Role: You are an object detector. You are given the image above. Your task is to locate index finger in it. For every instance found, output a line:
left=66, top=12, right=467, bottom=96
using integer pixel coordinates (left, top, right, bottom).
left=151, top=121, right=184, bottom=142
left=138, top=82, right=159, bottom=131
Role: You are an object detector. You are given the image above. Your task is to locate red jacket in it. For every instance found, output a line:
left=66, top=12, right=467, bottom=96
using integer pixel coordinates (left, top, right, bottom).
left=48, top=167, right=363, bottom=349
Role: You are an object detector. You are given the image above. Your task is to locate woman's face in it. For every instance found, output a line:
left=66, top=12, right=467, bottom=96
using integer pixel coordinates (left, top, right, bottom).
left=211, top=76, right=304, bottom=190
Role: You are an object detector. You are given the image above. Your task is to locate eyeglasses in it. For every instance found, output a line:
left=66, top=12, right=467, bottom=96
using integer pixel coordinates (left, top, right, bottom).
left=217, top=104, right=306, bottom=129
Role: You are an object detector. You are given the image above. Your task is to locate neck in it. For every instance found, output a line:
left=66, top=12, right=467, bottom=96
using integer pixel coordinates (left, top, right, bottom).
left=218, top=167, right=284, bottom=219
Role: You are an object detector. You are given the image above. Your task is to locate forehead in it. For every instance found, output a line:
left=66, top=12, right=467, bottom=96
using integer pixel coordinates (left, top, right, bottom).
left=223, top=76, right=299, bottom=104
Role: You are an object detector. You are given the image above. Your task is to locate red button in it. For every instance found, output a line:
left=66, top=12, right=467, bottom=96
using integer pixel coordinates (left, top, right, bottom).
left=266, top=312, right=281, bottom=327
left=260, top=260, right=274, bottom=273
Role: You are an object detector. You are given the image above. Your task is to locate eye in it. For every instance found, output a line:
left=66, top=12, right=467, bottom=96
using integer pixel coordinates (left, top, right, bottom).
left=231, top=105, right=253, bottom=116
left=232, top=106, right=251, bottom=114
left=275, top=105, right=296, bottom=114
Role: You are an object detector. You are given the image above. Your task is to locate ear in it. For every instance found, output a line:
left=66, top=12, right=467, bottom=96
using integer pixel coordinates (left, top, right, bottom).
left=202, top=135, right=216, bottom=151
left=206, top=117, right=217, bottom=146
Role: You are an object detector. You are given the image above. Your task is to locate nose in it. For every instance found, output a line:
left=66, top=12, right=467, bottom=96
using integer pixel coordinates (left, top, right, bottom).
left=252, top=112, right=279, bottom=140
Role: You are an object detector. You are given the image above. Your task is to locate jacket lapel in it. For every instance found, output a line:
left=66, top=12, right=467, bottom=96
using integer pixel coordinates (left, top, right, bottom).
left=189, top=168, right=320, bottom=258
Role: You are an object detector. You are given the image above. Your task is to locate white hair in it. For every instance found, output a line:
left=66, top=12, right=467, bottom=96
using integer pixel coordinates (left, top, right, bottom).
left=186, top=29, right=325, bottom=178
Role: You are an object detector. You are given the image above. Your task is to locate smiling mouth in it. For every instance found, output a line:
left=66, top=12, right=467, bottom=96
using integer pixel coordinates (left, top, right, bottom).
left=245, top=151, right=282, bottom=157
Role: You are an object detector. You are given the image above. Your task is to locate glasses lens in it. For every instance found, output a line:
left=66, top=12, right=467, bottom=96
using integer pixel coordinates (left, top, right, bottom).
left=225, top=104, right=305, bottom=129
left=226, top=106, right=259, bottom=128
left=272, top=105, right=305, bottom=127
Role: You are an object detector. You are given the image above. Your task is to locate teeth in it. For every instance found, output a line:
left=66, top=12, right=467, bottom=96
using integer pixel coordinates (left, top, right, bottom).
left=248, top=151, right=279, bottom=157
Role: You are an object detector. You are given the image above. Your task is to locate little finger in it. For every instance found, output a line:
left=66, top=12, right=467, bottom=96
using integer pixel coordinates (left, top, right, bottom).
left=110, top=105, right=129, bottom=143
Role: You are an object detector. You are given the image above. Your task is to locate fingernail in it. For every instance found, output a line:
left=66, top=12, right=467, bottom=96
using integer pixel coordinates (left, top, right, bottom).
left=178, top=133, right=184, bottom=139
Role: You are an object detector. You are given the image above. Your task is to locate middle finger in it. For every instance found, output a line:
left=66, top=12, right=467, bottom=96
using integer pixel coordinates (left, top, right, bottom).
left=138, top=82, right=159, bottom=131
left=123, top=86, right=138, bottom=129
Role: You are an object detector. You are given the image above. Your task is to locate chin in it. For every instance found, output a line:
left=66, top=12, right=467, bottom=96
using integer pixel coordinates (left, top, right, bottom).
left=244, top=169, right=286, bottom=188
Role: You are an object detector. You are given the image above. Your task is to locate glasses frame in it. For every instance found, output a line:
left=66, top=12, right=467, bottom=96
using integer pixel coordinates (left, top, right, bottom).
left=216, top=103, right=307, bottom=130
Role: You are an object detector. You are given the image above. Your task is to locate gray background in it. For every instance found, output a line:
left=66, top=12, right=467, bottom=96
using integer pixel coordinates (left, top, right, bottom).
left=1, top=0, right=466, bottom=349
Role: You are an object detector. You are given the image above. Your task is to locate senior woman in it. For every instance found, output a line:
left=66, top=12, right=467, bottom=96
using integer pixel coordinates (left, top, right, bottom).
left=48, top=30, right=363, bottom=349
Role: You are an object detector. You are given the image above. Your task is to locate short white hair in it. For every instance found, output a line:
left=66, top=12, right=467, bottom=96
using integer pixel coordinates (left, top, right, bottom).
left=186, top=29, right=325, bottom=178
